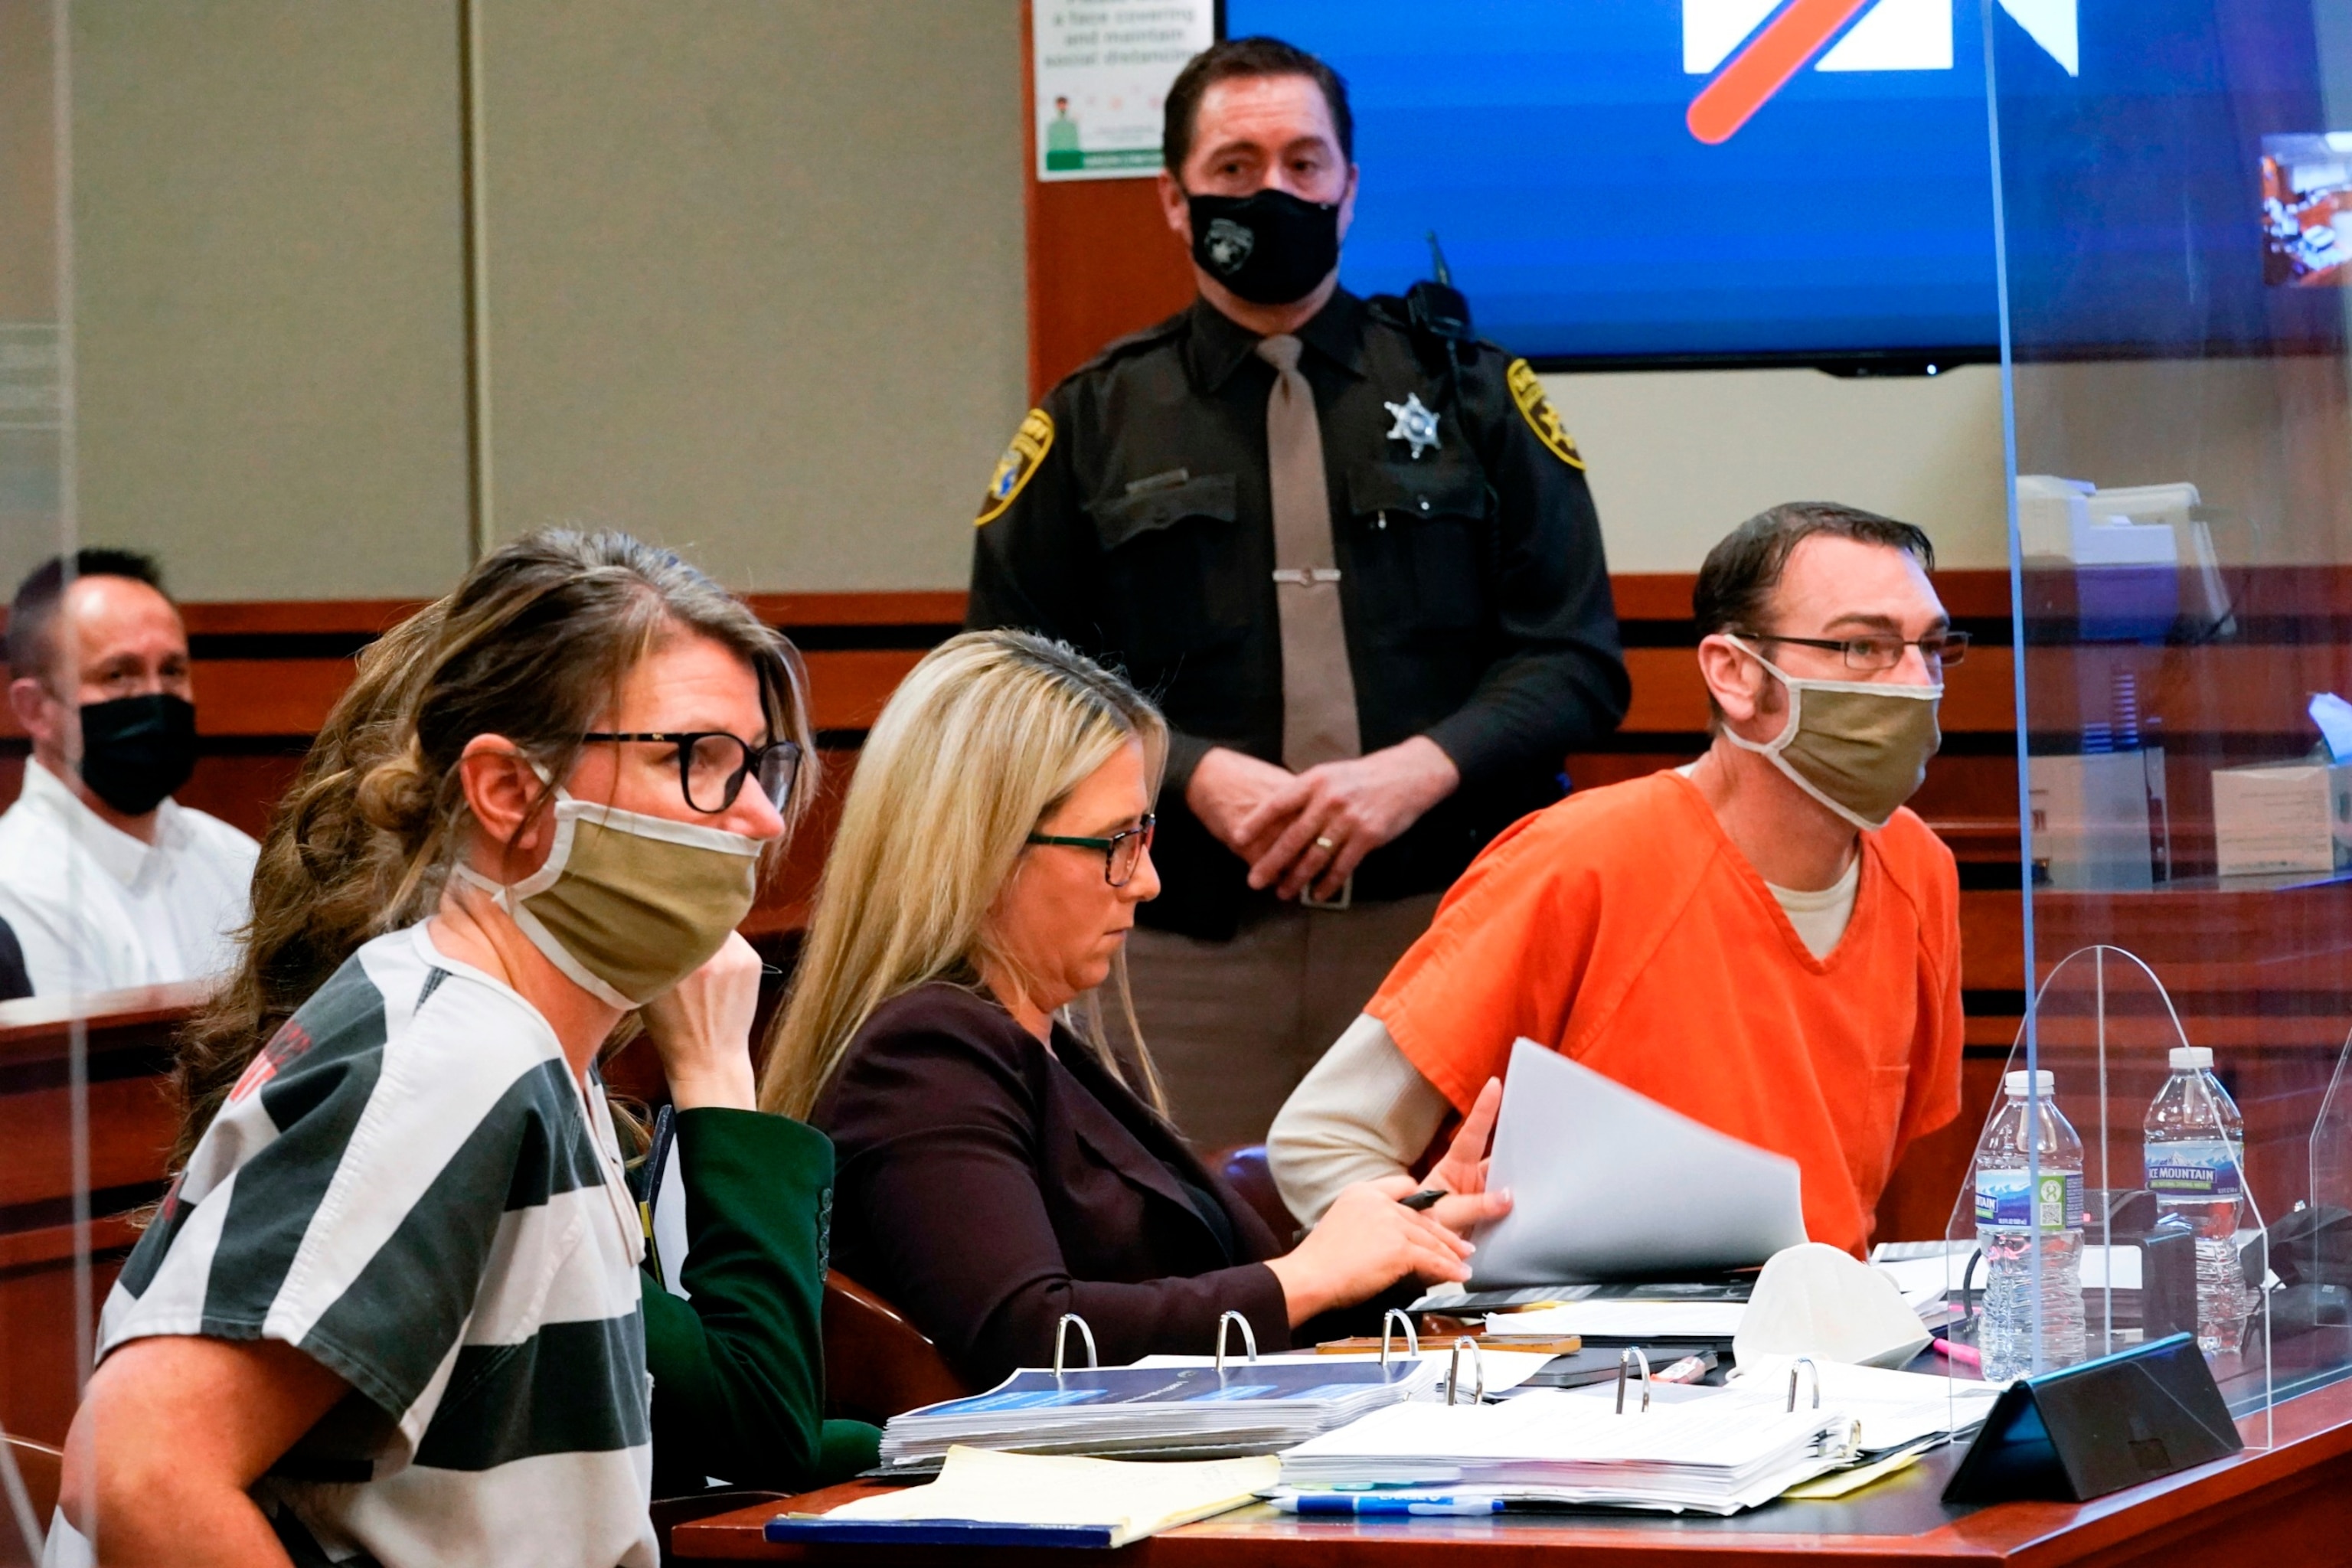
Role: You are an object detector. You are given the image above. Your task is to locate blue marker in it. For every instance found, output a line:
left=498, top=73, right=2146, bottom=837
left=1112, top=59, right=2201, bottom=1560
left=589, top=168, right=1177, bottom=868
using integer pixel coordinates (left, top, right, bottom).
left=1279, top=1494, right=1505, bottom=1517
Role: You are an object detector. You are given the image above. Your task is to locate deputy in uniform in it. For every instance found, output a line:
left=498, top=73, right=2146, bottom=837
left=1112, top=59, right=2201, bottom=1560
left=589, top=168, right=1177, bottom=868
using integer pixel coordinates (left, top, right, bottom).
left=968, top=36, right=1628, bottom=1148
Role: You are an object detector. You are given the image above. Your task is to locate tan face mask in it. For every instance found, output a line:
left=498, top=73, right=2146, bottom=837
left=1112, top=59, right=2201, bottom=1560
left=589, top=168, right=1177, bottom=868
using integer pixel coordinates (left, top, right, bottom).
left=1720, top=635, right=1943, bottom=831
left=456, top=787, right=763, bottom=1008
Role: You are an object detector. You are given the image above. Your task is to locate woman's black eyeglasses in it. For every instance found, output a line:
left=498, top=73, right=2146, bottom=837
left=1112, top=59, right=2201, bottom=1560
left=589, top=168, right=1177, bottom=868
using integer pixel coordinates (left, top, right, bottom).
left=1027, top=814, right=1157, bottom=887
left=582, top=732, right=802, bottom=814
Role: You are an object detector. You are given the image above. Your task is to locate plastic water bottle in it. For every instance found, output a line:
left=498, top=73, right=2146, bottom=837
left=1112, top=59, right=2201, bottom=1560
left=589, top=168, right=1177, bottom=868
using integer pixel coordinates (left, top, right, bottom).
left=2143, top=1046, right=2250, bottom=1355
left=1975, top=1070, right=2087, bottom=1382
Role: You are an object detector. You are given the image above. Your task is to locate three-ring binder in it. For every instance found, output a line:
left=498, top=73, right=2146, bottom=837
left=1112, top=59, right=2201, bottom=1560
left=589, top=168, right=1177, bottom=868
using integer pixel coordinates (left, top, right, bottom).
left=1786, top=1356, right=1820, bottom=1413
left=1615, top=1347, right=1652, bottom=1413
left=1379, top=1308, right=1419, bottom=1367
left=1053, top=1313, right=1097, bottom=1377
left=1213, top=1310, right=1258, bottom=1372
left=1446, top=1338, right=1485, bottom=1406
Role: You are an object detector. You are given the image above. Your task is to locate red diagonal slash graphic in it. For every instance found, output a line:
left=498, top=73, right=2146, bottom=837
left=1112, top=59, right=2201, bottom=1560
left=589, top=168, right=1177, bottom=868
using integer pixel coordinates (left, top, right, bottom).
left=1686, top=0, right=1877, bottom=144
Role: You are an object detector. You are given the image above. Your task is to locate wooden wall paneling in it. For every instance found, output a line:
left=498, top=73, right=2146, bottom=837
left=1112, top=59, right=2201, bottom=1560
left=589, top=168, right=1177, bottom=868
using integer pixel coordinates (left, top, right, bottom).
left=743, top=591, right=965, bottom=629
left=1875, top=1054, right=2008, bottom=1243
left=0, top=986, right=201, bottom=1446
left=799, top=651, right=932, bottom=736
left=2, top=1075, right=176, bottom=1211
left=0, top=1257, right=126, bottom=1449
left=746, top=749, right=858, bottom=940
left=1019, top=1, right=1194, bottom=400
left=172, top=752, right=310, bottom=843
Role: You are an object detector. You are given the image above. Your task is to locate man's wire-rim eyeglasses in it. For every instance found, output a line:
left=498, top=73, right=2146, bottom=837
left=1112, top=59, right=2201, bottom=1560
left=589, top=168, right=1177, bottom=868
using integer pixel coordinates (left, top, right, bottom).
left=1738, top=630, right=1971, bottom=673
left=581, top=732, right=802, bottom=813
left=1027, top=814, right=1158, bottom=887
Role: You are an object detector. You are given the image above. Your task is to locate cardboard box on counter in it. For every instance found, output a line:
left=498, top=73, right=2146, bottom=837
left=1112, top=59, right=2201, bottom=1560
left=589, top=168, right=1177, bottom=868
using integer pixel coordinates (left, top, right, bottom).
left=2210, top=760, right=2352, bottom=877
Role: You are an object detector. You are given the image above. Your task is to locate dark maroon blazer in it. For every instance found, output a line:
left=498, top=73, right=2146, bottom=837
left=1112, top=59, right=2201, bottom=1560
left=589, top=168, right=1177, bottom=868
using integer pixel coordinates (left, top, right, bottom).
left=812, top=982, right=1292, bottom=1389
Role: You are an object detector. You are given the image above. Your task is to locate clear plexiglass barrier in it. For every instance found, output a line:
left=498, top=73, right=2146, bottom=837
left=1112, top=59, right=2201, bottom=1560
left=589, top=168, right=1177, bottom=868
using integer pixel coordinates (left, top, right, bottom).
left=1982, top=0, right=2352, bottom=1447
left=1936, top=947, right=2330, bottom=1446
left=5, top=2, right=100, bottom=1561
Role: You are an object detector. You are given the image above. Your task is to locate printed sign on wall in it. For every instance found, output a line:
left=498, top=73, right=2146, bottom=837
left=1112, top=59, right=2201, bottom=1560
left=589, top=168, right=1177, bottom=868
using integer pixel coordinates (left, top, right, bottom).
left=1033, top=1, right=1214, bottom=181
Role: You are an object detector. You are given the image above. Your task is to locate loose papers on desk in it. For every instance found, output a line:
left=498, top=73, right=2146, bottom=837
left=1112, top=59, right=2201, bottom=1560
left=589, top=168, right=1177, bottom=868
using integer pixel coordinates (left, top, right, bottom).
left=1489, top=1300, right=1747, bottom=1341
left=876, top=1357, right=1442, bottom=1468
left=1278, top=1385, right=1859, bottom=1515
left=1472, top=1039, right=1807, bottom=1285
left=1132, top=1348, right=1560, bottom=1398
left=770, top=1446, right=1276, bottom=1549
left=1728, top=1359, right=2000, bottom=1454
left=1870, top=1240, right=2145, bottom=1322
left=1412, top=1277, right=1753, bottom=1314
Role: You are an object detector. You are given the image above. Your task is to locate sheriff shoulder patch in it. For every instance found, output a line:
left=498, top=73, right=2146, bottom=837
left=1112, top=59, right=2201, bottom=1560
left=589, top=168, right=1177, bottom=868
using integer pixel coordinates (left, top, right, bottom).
left=976, top=407, right=1055, bottom=525
left=1505, top=358, right=1585, bottom=470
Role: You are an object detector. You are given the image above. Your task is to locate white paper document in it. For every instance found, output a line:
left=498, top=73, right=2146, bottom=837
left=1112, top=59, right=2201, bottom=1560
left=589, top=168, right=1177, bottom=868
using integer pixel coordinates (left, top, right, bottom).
left=1868, top=1240, right=2143, bottom=1308
left=1472, top=1039, right=1808, bottom=1284
left=1279, top=1385, right=1857, bottom=1514
left=1131, top=1350, right=1559, bottom=1396
left=1729, top=1359, right=2000, bottom=1454
left=1491, top=1302, right=1748, bottom=1341
left=807, top=1447, right=1273, bottom=1546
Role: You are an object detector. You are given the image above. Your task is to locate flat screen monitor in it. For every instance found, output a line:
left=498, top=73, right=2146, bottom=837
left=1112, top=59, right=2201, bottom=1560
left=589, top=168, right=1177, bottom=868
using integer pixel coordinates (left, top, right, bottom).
left=1219, top=0, right=2337, bottom=368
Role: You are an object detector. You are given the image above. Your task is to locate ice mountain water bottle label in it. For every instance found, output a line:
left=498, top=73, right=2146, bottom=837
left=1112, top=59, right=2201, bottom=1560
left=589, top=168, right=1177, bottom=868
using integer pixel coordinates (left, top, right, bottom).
left=1976, top=1170, right=2086, bottom=1231
left=2145, top=1139, right=2244, bottom=1198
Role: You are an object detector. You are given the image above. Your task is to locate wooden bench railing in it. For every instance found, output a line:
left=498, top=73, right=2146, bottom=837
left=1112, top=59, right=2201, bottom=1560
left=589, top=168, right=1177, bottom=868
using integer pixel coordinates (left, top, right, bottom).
left=0, top=984, right=202, bottom=1448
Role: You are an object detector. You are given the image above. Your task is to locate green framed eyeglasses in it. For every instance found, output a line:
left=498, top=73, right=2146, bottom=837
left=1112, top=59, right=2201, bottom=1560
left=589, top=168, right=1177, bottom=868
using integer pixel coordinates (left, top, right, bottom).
left=1027, top=813, right=1157, bottom=887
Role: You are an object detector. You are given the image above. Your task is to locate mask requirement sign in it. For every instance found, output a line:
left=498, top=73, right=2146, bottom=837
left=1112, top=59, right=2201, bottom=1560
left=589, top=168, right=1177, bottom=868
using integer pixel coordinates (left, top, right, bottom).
left=1033, top=2, right=1213, bottom=181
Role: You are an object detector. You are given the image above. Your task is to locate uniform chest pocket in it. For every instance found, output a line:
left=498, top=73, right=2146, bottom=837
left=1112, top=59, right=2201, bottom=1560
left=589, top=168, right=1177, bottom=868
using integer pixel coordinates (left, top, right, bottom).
left=1344, top=460, right=1490, bottom=629
left=1086, top=473, right=1249, bottom=665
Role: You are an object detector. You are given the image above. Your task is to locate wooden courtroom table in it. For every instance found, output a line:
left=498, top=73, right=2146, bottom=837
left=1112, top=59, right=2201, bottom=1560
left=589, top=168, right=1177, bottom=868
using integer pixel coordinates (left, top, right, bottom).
left=670, top=1372, right=2352, bottom=1565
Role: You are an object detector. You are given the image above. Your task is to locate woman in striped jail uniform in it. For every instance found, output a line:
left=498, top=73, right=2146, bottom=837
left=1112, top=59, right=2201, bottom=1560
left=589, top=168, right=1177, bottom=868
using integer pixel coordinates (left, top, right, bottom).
left=50, top=531, right=867, bottom=1568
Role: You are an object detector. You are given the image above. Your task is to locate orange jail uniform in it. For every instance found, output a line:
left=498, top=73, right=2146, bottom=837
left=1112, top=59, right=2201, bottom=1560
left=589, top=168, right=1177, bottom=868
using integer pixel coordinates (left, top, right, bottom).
left=1369, top=769, right=1963, bottom=1256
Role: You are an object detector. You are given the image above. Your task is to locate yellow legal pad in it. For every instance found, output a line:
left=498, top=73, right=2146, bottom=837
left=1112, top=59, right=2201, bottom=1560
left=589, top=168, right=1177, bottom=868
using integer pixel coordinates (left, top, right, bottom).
left=777, top=1446, right=1279, bottom=1549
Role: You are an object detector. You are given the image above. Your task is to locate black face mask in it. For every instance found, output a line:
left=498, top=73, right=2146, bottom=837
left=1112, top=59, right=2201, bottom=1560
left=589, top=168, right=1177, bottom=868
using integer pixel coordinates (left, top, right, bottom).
left=78, top=693, right=198, bottom=816
left=1186, top=188, right=1342, bottom=305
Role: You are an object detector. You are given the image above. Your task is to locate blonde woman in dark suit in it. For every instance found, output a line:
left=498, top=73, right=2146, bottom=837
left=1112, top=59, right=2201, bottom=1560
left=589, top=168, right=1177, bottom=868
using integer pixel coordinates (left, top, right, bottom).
left=760, top=629, right=1508, bottom=1389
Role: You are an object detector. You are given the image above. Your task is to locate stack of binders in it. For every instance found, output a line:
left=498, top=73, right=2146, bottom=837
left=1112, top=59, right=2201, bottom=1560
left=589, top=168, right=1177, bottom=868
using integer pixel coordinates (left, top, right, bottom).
left=1278, top=1384, right=1860, bottom=1515
left=877, top=1357, right=1443, bottom=1472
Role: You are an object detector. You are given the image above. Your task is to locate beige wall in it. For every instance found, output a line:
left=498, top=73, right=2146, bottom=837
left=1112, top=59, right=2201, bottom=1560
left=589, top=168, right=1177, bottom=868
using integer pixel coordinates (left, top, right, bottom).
left=69, top=2, right=473, bottom=599
left=55, top=0, right=1024, bottom=602
left=475, top=1, right=1024, bottom=590
left=44, top=1, right=2023, bottom=600
left=1548, top=363, right=2010, bottom=574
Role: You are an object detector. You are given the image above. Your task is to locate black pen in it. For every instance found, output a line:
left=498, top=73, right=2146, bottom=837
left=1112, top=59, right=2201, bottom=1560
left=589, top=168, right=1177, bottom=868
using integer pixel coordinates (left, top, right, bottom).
left=1400, top=1188, right=1446, bottom=1211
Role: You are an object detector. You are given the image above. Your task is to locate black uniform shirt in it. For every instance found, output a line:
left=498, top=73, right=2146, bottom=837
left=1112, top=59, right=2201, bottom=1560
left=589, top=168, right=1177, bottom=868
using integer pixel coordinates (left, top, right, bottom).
left=968, top=289, right=1628, bottom=939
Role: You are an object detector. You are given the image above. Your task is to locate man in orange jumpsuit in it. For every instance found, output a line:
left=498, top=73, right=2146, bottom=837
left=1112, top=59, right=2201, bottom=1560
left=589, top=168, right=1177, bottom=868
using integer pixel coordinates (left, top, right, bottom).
left=1267, top=501, right=1967, bottom=1257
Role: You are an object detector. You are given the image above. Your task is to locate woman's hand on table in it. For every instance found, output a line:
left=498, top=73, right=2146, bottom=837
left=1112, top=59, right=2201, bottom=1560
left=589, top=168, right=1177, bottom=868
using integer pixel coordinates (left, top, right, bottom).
left=639, top=931, right=763, bottom=1112
left=1266, top=1174, right=1478, bottom=1327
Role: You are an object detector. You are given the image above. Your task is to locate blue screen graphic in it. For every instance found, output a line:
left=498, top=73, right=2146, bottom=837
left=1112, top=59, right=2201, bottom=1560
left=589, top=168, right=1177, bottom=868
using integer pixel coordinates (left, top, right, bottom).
left=1220, top=1, right=2334, bottom=364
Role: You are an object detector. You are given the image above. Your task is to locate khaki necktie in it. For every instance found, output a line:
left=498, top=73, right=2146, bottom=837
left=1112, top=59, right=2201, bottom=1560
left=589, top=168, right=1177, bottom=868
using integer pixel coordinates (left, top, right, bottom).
left=1256, top=334, right=1362, bottom=771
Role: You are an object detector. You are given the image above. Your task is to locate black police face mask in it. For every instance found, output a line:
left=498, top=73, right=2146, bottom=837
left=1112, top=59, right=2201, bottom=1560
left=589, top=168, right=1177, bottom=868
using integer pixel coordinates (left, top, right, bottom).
left=1185, top=188, right=1342, bottom=305
left=77, top=693, right=198, bottom=816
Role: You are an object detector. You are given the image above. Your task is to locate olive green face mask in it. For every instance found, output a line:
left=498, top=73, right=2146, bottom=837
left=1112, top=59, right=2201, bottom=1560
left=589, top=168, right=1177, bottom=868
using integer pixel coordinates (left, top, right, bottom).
left=456, top=788, right=763, bottom=1008
left=1720, top=636, right=1943, bottom=831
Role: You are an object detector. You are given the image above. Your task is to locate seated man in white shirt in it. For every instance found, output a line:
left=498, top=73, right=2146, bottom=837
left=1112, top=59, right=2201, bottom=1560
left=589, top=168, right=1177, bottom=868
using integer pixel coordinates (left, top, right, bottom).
left=0, top=550, right=259, bottom=996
